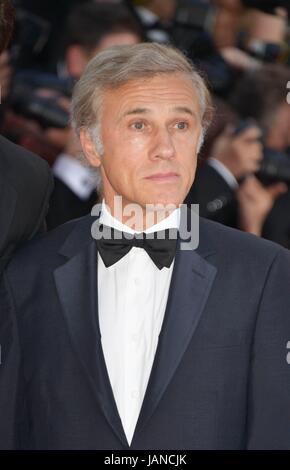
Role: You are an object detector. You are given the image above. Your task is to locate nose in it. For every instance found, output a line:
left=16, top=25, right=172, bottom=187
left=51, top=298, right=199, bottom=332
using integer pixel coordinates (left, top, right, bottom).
left=149, top=127, right=176, bottom=161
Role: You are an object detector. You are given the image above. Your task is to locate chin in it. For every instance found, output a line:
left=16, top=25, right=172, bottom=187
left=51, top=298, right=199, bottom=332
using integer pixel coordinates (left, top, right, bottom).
left=145, top=195, right=182, bottom=209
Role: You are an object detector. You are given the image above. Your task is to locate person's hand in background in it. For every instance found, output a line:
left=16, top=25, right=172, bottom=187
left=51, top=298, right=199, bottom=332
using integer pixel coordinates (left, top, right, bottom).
left=244, top=5, right=288, bottom=46
left=220, top=47, right=261, bottom=70
left=237, top=175, right=287, bottom=235
left=211, top=124, right=263, bottom=179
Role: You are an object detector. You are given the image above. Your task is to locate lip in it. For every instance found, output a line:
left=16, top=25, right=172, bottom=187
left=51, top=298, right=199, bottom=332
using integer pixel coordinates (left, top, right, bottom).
left=145, top=172, right=179, bottom=181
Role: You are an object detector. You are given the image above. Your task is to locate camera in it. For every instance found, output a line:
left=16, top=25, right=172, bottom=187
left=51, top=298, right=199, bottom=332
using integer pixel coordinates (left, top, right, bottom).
left=9, top=71, right=73, bottom=129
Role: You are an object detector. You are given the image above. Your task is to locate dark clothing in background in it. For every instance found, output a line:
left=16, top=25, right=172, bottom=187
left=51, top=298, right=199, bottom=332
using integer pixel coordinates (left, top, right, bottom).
left=261, top=191, right=290, bottom=249
left=186, top=162, right=290, bottom=249
left=185, top=162, right=238, bottom=228
left=46, top=176, right=97, bottom=230
left=2, top=212, right=290, bottom=449
left=15, top=0, right=83, bottom=71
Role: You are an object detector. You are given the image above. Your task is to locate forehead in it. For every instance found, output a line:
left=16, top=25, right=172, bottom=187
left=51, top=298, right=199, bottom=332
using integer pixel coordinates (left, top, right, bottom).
left=101, top=73, right=201, bottom=117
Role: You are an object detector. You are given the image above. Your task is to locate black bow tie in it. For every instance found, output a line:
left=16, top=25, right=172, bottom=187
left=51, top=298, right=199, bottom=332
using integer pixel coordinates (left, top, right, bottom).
left=96, top=224, right=178, bottom=270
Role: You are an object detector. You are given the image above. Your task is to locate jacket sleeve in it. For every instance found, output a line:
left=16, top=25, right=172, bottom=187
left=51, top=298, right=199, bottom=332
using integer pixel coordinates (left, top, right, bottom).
left=246, top=247, right=290, bottom=449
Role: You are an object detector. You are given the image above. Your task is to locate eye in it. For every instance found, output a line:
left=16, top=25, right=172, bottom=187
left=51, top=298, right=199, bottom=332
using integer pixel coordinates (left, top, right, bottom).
left=131, top=121, right=145, bottom=130
left=174, top=121, right=188, bottom=130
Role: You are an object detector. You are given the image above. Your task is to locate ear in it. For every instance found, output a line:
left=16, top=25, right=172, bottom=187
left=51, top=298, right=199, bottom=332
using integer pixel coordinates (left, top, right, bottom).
left=197, top=130, right=204, bottom=154
left=65, top=45, right=88, bottom=79
left=79, top=128, right=102, bottom=168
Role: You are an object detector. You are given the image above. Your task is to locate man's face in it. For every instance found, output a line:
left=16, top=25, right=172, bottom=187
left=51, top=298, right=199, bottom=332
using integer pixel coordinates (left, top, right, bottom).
left=67, top=32, right=140, bottom=79
left=83, top=73, right=203, bottom=211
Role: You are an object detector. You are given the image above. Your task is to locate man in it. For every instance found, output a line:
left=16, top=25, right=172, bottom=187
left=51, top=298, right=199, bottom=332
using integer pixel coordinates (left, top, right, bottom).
left=2, top=43, right=290, bottom=449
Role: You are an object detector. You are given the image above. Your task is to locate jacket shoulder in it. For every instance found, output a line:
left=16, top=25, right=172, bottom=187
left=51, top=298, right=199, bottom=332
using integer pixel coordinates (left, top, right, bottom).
left=5, top=215, right=94, bottom=274
left=198, top=216, right=286, bottom=261
left=0, top=135, right=51, bottom=183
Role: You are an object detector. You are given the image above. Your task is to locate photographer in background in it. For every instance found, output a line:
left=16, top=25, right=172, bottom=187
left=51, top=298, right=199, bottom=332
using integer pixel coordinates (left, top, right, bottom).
left=166, top=0, right=289, bottom=99
left=233, top=64, right=290, bottom=245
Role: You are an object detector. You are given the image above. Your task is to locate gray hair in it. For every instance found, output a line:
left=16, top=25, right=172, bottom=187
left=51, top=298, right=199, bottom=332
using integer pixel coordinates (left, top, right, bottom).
left=71, top=42, right=213, bottom=182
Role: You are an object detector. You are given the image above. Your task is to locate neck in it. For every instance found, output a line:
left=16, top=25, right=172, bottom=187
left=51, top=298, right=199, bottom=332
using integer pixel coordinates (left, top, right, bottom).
left=103, top=196, right=178, bottom=231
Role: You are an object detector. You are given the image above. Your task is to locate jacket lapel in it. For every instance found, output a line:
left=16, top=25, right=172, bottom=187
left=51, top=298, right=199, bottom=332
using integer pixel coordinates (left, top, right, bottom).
left=54, top=220, right=128, bottom=447
left=132, top=235, right=217, bottom=442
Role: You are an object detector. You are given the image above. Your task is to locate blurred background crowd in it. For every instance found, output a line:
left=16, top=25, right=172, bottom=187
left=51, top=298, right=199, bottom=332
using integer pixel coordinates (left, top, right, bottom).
left=1, top=0, right=290, bottom=246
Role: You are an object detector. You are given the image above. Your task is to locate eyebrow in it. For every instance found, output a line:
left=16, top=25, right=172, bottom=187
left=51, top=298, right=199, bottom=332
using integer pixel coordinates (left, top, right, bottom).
left=172, top=106, right=195, bottom=116
left=124, top=107, right=150, bottom=116
left=123, top=106, right=196, bottom=118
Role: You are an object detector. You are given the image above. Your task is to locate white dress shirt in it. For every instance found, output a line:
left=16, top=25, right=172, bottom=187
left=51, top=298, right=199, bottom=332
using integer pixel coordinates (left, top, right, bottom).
left=136, top=6, right=171, bottom=43
left=97, top=201, right=180, bottom=445
left=53, top=153, right=98, bottom=200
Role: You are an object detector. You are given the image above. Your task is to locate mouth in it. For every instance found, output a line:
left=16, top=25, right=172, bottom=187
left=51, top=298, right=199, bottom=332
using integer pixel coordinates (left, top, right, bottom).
left=144, top=172, right=180, bottom=182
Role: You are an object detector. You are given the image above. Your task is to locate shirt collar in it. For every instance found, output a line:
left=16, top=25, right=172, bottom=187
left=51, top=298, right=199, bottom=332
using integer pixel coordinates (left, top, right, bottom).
left=136, top=6, right=159, bottom=25
left=99, top=199, right=180, bottom=235
left=53, top=153, right=97, bottom=200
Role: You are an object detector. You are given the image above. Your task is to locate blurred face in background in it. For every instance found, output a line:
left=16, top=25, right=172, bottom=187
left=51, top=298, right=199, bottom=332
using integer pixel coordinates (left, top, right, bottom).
left=212, top=0, right=243, bottom=48
left=66, top=30, right=140, bottom=79
left=144, top=0, right=177, bottom=22
left=266, top=102, right=290, bottom=151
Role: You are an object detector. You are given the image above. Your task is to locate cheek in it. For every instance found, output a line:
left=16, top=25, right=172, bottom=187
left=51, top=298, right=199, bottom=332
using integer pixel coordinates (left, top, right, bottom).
left=122, top=132, right=150, bottom=155
left=176, top=137, right=198, bottom=164
left=108, top=134, right=149, bottom=174
left=106, top=128, right=149, bottom=158
left=178, top=155, right=198, bottom=189
left=102, top=148, right=142, bottom=189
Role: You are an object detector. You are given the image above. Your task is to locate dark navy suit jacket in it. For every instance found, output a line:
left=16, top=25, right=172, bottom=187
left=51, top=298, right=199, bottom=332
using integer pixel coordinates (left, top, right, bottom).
left=1, top=213, right=290, bottom=449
